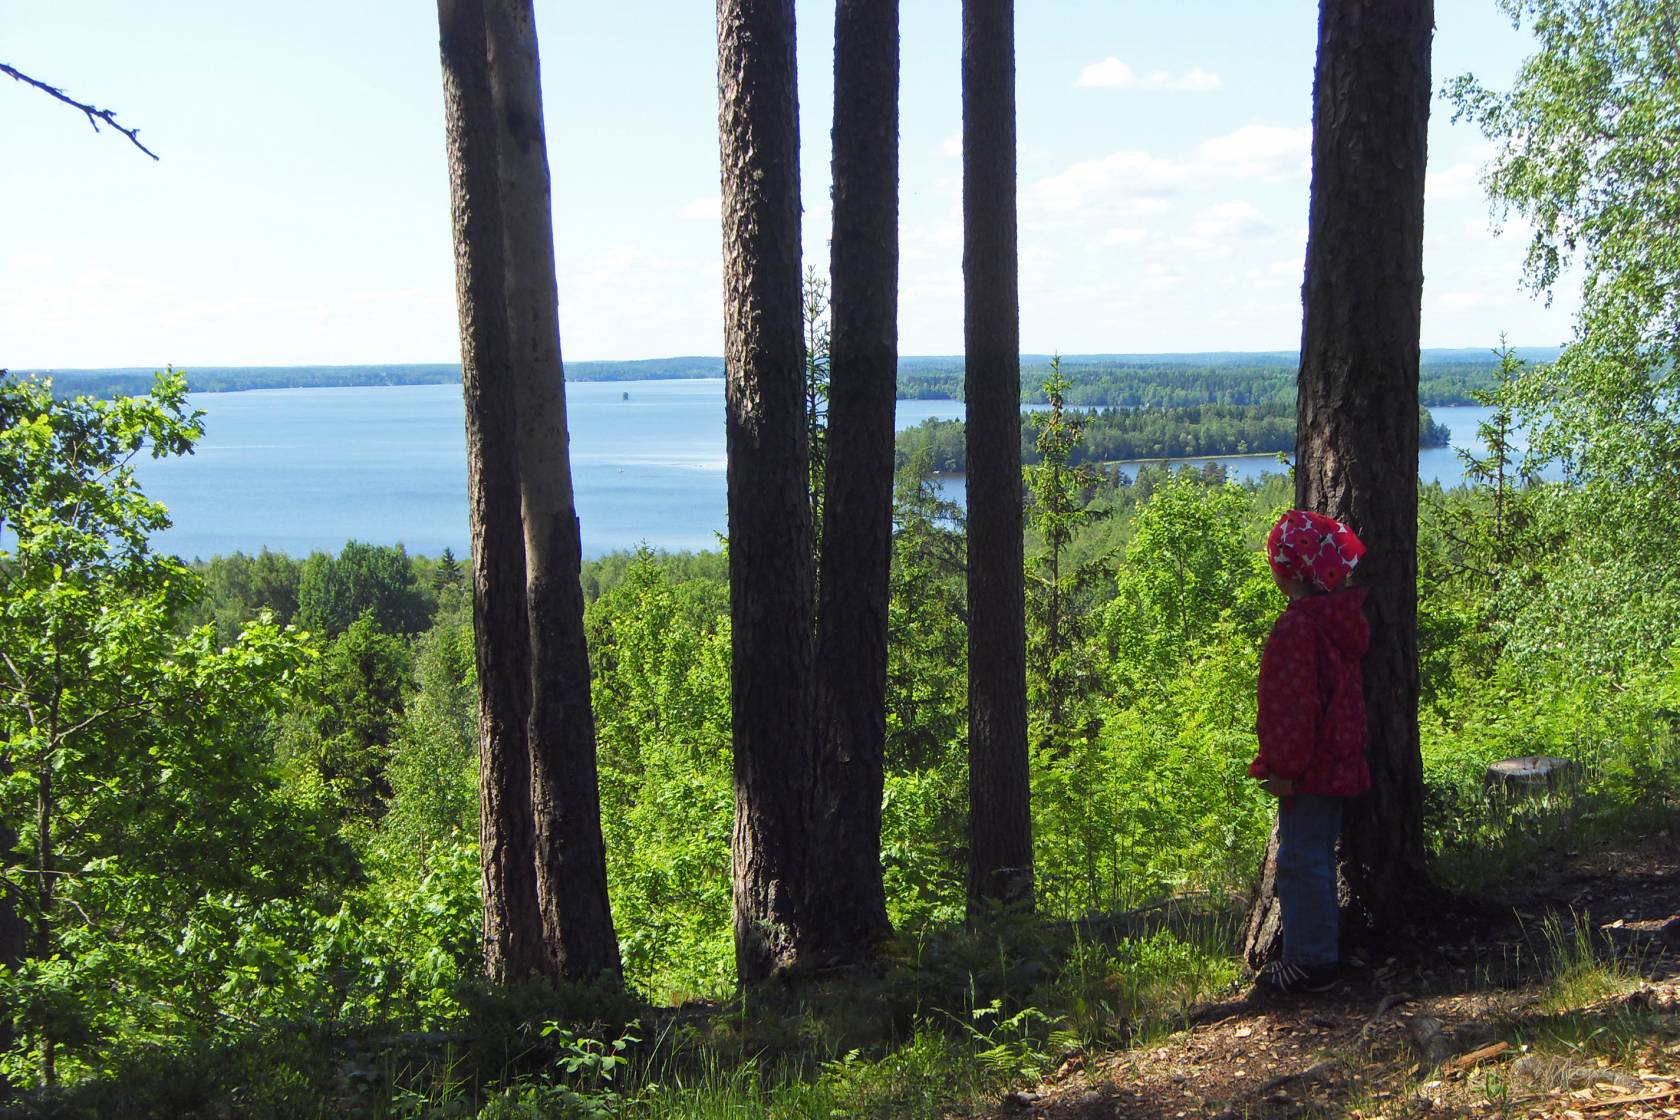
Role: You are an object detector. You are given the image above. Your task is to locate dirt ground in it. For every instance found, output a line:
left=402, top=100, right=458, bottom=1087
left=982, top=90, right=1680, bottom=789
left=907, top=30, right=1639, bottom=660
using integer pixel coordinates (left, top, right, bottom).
left=989, top=817, right=1680, bottom=1120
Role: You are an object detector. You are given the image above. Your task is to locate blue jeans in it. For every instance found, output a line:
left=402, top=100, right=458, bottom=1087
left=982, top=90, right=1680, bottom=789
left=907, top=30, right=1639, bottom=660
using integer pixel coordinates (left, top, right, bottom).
left=1276, top=793, right=1343, bottom=966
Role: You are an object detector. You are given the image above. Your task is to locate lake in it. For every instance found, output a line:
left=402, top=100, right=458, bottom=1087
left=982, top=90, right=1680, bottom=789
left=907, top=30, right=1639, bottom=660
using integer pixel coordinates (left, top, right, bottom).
left=130, top=380, right=1516, bottom=560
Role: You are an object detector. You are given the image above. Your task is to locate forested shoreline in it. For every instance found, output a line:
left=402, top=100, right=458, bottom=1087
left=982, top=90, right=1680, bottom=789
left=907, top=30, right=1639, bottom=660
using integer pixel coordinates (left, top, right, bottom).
left=896, top=401, right=1455, bottom=472
left=21, top=347, right=1558, bottom=407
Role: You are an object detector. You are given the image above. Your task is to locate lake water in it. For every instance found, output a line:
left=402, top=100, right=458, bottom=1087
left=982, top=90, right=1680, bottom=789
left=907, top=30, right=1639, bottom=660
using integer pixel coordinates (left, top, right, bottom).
left=130, top=380, right=1514, bottom=560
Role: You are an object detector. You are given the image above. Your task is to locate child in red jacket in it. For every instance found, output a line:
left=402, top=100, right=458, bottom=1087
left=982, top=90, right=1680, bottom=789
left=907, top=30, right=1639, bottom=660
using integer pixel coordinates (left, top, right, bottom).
left=1249, top=510, right=1371, bottom=993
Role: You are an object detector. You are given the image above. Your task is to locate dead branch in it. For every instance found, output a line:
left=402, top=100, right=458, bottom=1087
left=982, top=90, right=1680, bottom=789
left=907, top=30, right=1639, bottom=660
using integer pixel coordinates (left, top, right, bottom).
left=1360, top=991, right=1415, bottom=1042
left=1580, top=1085, right=1680, bottom=1112
left=2, top=61, right=158, bottom=160
left=1442, top=1040, right=1511, bottom=1076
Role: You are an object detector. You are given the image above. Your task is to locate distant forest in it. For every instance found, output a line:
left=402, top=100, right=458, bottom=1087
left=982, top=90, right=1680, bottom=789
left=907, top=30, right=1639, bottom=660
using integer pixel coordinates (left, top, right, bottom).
left=22, top=346, right=1559, bottom=407
left=897, top=402, right=1454, bottom=472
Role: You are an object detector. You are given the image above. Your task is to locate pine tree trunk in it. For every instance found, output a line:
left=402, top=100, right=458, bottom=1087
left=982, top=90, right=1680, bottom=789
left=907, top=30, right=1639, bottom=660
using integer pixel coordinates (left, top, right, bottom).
left=962, top=0, right=1034, bottom=916
left=35, top=748, right=54, bottom=1086
left=715, top=0, right=815, bottom=983
left=0, top=749, right=19, bottom=1092
left=806, top=0, right=900, bottom=966
left=437, top=0, right=548, bottom=985
left=1245, top=0, right=1434, bottom=964
left=484, top=0, right=622, bottom=984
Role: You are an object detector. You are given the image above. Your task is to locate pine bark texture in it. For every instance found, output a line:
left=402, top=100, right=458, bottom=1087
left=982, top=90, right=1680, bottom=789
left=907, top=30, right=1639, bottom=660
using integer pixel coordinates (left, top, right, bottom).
left=0, top=752, right=21, bottom=1088
left=438, top=0, right=547, bottom=985
left=1245, top=0, right=1434, bottom=964
left=715, top=0, right=816, bottom=983
left=806, top=0, right=900, bottom=964
left=961, top=0, right=1034, bottom=915
left=485, top=0, right=621, bottom=984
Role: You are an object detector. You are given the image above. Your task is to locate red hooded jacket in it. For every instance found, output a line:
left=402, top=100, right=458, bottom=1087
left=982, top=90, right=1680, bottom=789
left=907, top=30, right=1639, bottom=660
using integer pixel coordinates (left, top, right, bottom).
left=1248, top=587, right=1371, bottom=798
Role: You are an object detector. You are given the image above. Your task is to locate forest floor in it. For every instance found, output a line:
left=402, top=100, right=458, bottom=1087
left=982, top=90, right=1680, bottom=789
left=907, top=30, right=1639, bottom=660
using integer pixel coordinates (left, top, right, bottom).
left=986, top=814, right=1680, bottom=1120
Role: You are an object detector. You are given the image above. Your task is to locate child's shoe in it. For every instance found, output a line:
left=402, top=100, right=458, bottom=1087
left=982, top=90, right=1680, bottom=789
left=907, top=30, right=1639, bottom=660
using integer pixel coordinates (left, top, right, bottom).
left=1254, top=959, right=1339, bottom=994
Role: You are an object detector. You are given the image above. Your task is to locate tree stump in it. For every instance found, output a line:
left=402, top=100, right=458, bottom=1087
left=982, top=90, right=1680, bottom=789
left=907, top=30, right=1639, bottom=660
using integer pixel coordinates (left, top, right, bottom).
left=1484, top=755, right=1574, bottom=798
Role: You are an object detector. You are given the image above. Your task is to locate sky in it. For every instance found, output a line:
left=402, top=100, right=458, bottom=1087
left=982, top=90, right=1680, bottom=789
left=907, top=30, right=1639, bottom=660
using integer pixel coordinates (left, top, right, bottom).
left=3, top=1, right=1579, bottom=368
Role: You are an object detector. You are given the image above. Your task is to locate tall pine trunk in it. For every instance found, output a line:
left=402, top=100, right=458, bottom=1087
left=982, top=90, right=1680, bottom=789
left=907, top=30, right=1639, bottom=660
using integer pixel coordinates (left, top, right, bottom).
left=715, top=0, right=816, bottom=983
left=438, top=0, right=548, bottom=984
left=961, top=0, right=1034, bottom=915
left=484, top=0, right=621, bottom=983
left=0, top=750, right=21, bottom=1091
left=806, top=0, right=900, bottom=965
left=1245, top=0, right=1434, bottom=964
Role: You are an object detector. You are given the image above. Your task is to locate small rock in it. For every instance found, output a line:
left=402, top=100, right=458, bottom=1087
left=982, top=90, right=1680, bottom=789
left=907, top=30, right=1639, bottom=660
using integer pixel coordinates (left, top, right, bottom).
left=1170, top=1072, right=1187, bottom=1084
left=1660, top=917, right=1680, bottom=951
left=1002, top=1089, right=1041, bottom=1108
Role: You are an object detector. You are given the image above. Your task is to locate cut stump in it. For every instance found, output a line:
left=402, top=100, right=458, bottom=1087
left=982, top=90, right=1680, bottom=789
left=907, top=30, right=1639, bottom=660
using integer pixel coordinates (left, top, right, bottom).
left=1484, top=755, right=1574, bottom=798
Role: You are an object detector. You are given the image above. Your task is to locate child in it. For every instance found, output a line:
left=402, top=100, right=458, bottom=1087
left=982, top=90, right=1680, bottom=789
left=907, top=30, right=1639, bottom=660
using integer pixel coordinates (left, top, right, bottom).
left=1249, top=509, right=1371, bottom=993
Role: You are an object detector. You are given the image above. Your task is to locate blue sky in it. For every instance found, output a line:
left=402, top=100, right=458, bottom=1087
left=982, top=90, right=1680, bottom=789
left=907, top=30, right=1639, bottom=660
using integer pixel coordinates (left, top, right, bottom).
left=4, top=1, right=1576, bottom=367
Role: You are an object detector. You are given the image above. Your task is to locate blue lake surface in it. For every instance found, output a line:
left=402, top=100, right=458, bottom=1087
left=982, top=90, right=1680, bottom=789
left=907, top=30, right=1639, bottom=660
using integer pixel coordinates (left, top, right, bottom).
left=130, top=379, right=1512, bottom=560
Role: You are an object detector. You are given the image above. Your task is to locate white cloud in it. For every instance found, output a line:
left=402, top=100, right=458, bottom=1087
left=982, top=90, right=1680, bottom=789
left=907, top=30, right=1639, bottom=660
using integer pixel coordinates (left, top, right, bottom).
left=901, top=273, right=962, bottom=303
left=1436, top=291, right=1486, bottom=309
left=1022, top=151, right=1188, bottom=213
left=1427, top=162, right=1481, bottom=202
left=1077, top=57, right=1223, bottom=92
left=1270, top=256, right=1302, bottom=276
left=901, top=213, right=963, bottom=258
left=1188, top=200, right=1272, bottom=241
left=1023, top=123, right=1308, bottom=223
left=1171, top=239, right=1234, bottom=260
left=1195, top=124, right=1311, bottom=179
left=940, top=131, right=962, bottom=157
left=678, top=196, right=720, bottom=220
left=1100, top=227, right=1147, bottom=247
left=1145, top=260, right=1186, bottom=287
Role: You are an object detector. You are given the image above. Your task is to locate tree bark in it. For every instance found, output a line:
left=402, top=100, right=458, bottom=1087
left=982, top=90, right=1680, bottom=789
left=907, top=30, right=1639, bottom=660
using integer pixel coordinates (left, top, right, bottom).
left=806, top=0, right=900, bottom=966
left=438, top=0, right=548, bottom=985
left=961, top=0, right=1034, bottom=916
left=715, top=0, right=816, bottom=983
left=484, top=0, right=622, bottom=986
left=1245, top=0, right=1434, bottom=964
left=35, top=743, right=54, bottom=1086
left=0, top=749, right=21, bottom=1090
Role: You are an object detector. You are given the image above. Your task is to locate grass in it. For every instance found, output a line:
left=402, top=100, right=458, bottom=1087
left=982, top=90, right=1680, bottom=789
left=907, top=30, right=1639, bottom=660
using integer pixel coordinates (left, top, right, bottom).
left=337, top=903, right=1246, bottom=1120
left=1530, top=911, right=1640, bottom=1015
left=4, top=905, right=1240, bottom=1118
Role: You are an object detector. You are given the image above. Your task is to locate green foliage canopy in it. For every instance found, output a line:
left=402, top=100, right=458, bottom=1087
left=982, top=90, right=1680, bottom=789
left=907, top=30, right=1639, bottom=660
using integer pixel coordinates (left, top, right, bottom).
left=0, top=373, right=338, bottom=1084
left=297, top=540, right=431, bottom=636
left=1449, top=0, right=1680, bottom=677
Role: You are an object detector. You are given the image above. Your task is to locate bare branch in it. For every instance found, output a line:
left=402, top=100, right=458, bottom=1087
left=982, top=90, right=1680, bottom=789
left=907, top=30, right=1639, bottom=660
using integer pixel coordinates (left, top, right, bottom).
left=0, top=651, right=39, bottom=731
left=2, top=61, right=159, bottom=161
